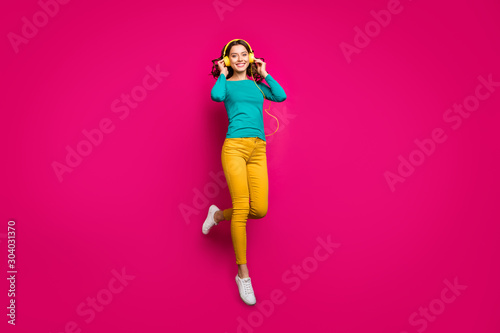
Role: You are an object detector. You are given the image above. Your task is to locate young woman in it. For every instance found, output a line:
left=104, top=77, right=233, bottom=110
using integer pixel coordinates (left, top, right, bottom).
left=202, top=39, right=287, bottom=306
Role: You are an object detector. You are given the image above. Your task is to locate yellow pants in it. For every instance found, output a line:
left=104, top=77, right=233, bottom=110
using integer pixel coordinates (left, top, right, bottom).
left=221, top=137, right=268, bottom=265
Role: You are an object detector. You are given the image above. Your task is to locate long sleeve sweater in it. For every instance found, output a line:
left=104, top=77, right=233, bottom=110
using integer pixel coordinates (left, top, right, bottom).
left=210, top=73, right=287, bottom=142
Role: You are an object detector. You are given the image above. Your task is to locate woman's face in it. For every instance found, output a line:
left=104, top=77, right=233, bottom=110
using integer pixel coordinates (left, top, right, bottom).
left=228, top=44, right=249, bottom=73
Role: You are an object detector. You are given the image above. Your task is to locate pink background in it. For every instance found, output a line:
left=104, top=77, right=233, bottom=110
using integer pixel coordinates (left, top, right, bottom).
left=2, top=0, right=500, bottom=332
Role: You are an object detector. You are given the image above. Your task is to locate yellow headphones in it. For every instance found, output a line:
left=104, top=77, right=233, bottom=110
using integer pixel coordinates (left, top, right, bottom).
left=222, top=39, right=279, bottom=137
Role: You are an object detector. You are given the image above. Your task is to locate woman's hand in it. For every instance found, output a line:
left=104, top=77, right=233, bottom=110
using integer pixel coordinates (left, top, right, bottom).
left=254, top=58, right=268, bottom=77
left=217, top=59, right=229, bottom=77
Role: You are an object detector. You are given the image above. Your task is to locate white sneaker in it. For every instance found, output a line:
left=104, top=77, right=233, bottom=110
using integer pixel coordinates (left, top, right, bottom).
left=202, top=204, right=220, bottom=235
left=235, top=274, right=256, bottom=305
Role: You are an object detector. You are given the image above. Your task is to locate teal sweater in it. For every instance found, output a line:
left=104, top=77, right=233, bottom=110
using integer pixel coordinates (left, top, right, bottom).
left=211, top=73, right=287, bottom=142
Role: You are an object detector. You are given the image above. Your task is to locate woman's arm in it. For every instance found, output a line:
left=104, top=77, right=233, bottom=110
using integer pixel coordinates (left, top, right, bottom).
left=211, top=73, right=227, bottom=102
left=257, top=73, right=287, bottom=102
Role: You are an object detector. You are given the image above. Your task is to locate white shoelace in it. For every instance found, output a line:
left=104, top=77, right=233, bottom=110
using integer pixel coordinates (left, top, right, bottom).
left=241, top=278, right=254, bottom=295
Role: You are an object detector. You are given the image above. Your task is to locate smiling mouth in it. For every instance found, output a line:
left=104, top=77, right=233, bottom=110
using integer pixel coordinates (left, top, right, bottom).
left=236, top=63, right=246, bottom=67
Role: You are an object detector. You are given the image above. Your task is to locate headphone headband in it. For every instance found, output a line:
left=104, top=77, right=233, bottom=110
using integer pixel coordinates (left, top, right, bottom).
left=223, top=39, right=253, bottom=57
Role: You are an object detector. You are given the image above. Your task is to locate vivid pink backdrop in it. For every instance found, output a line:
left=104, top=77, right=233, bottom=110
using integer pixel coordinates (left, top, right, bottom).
left=1, top=0, right=499, bottom=332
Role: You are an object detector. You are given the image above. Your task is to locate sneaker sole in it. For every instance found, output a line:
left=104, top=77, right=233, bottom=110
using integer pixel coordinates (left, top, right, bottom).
left=202, top=205, right=218, bottom=235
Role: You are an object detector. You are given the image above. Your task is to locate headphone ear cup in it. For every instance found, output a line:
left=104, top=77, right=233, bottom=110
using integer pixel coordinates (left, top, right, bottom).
left=249, top=52, right=255, bottom=63
left=224, top=56, right=230, bottom=67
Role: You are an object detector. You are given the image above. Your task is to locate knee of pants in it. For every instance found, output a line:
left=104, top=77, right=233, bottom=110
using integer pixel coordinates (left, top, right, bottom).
left=251, top=204, right=268, bottom=219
